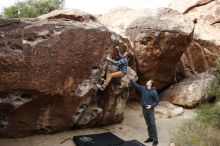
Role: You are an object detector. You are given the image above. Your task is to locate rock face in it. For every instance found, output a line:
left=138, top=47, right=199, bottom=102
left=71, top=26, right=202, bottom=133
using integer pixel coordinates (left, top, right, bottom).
left=0, top=19, right=136, bottom=137
left=169, top=0, right=220, bottom=28
left=179, top=23, right=220, bottom=77
left=125, top=8, right=194, bottom=89
left=169, top=0, right=220, bottom=77
left=37, top=9, right=97, bottom=22
left=160, top=72, right=216, bottom=108
left=101, top=8, right=195, bottom=89
left=101, top=7, right=220, bottom=86
left=155, top=101, right=184, bottom=118
left=99, top=7, right=158, bottom=37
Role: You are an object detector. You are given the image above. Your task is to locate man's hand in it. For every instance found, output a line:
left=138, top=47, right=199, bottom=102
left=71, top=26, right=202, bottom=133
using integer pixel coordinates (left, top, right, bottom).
left=146, top=105, right=151, bottom=109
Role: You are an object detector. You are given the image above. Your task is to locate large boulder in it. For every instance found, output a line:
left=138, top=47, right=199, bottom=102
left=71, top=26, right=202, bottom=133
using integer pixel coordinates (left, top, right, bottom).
left=159, top=72, right=216, bottom=108
left=0, top=18, right=137, bottom=137
left=155, top=101, right=184, bottom=118
left=37, top=9, right=97, bottom=22
left=178, top=22, right=220, bottom=77
left=125, top=8, right=194, bottom=89
left=169, top=0, right=220, bottom=28
left=169, top=0, right=220, bottom=78
left=168, top=0, right=220, bottom=79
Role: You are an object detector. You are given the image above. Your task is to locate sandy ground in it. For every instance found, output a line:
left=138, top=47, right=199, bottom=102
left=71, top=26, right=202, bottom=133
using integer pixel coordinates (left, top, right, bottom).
left=0, top=102, right=195, bottom=146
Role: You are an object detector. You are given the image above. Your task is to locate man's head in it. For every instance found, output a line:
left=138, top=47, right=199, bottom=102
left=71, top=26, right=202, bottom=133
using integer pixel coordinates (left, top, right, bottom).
left=146, top=79, right=155, bottom=88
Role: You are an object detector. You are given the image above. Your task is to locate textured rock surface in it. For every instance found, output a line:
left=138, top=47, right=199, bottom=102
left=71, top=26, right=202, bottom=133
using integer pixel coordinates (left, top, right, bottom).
left=99, top=7, right=158, bottom=37
left=169, top=0, right=220, bottom=77
left=101, top=7, right=220, bottom=84
left=178, top=22, right=220, bottom=77
left=155, top=101, right=184, bottom=118
left=0, top=19, right=137, bottom=137
left=169, top=0, right=220, bottom=28
left=37, top=9, right=97, bottom=22
left=125, top=8, right=194, bottom=89
left=101, top=8, right=195, bottom=89
left=185, top=0, right=220, bottom=28
left=160, top=72, right=216, bottom=108
left=169, top=0, right=220, bottom=78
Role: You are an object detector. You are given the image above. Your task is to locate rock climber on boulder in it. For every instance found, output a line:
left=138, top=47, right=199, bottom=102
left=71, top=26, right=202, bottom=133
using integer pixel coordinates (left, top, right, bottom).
left=96, top=46, right=132, bottom=91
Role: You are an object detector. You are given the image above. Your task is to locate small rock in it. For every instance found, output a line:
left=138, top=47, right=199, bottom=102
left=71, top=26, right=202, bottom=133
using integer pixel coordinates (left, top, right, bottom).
left=155, top=101, right=184, bottom=118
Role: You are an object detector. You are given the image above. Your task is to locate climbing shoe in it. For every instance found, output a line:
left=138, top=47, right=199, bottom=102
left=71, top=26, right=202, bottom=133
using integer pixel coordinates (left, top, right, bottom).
left=96, top=84, right=104, bottom=91
left=100, top=77, right=105, bottom=84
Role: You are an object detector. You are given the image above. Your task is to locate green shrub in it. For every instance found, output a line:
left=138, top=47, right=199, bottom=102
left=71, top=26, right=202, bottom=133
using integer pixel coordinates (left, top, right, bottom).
left=206, top=53, right=220, bottom=100
left=2, top=0, right=64, bottom=18
left=175, top=104, right=220, bottom=146
left=196, top=104, right=220, bottom=129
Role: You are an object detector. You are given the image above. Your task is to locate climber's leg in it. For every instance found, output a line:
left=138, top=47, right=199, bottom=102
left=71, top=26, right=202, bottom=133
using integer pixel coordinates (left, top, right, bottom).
left=99, top=68, right=114, bottom=84
left=103, top=71, right=125, bottom=87
left=97, top=71, right=125, bottom=91
left=104, top=68, right=114, bottom=79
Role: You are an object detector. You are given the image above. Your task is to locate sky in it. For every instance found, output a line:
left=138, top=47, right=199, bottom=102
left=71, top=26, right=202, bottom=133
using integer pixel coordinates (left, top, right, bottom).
left=0, top=0, right=172, bottom=14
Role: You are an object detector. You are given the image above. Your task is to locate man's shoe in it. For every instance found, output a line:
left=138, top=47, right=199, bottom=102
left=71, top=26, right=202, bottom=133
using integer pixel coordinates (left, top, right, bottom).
left=96, top=84, right=104, bottom=91
left=152, top=141, right=159, bottom=146
left=144, top=138, right=153, bottom=143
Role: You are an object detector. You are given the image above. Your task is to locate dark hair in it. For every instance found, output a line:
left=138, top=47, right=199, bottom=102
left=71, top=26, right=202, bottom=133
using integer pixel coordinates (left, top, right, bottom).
left=150, top=79, right=156, bottom=87
left=125, top=51, right=133, bottom=59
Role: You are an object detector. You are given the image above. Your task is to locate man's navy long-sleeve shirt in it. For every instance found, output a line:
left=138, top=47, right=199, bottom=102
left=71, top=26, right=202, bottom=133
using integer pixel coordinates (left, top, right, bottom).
left=130, top=80, right=159, bottom=108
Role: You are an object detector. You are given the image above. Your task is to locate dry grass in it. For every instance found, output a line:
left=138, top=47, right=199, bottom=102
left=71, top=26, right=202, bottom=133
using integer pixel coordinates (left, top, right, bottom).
left=174, top=104, right=220, bottom=146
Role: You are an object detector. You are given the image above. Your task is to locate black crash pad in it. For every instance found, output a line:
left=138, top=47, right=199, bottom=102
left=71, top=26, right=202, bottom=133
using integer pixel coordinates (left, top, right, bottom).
left=73, top=132, right=124, bottom=146
left=121, top=140, right=145, bottom=146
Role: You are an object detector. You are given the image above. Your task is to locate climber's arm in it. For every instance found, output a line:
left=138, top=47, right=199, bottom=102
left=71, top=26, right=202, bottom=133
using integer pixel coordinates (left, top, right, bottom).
left=107, top=57, right=126, bottom=66
left=117, top=50, right=123, bottom=59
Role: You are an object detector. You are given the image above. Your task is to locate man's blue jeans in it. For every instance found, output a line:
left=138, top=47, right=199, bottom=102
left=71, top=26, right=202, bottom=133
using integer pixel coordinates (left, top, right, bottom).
left=142, top=107, right=158, bottom=141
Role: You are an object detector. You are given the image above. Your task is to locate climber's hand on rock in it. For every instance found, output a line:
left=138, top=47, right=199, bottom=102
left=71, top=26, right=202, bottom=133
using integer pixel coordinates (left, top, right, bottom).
left=107, top=56, right=111, bottom=61
left=127, top=75, right=131, bottom=80
left=146, top=105, right=151, bottom=109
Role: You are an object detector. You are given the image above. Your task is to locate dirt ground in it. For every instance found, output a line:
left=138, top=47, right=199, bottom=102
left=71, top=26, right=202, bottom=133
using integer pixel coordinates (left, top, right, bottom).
left=0, top=101, right=195, bottom=146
